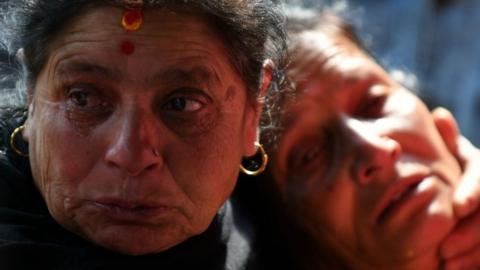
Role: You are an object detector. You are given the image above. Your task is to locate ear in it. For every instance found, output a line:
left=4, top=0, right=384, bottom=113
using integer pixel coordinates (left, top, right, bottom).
left=243, top=59, right=274, bottom=156
left=431, top=107, right=459, bottom=156
left=22, top=90, right=35, bottom=142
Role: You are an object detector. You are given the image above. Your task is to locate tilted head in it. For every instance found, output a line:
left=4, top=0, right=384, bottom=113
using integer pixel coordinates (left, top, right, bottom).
left=267, top=11, right=462, bottom=269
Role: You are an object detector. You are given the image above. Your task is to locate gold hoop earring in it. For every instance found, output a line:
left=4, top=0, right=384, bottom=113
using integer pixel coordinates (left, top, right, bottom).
left=9, top=125, right=28, bottom=157
left=240, top=142, right=268, bottom=176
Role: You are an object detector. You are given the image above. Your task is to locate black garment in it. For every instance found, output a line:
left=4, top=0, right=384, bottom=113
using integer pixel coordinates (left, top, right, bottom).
left=0, top=110, right=257, bottom=270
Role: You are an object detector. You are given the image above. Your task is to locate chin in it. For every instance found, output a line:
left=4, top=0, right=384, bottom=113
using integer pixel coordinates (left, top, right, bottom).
left=87, top=224, right=192, bottom=255
left=104, top=241, right=175, bottom=256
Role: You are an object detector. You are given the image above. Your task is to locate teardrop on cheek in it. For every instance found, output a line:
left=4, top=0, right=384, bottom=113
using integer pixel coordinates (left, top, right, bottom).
left=120, top=40, right=135, bottom=55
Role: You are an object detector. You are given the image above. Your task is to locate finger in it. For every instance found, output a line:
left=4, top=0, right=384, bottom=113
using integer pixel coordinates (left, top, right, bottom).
left=444, top=245, right=480, bottom=270
left=431, top=108, right=480, bottom=218
left=432, top=107, right=459, bottom=159
left=453, top=137, right=480, bottom=218
left=441, top=209, right=480, bottom=259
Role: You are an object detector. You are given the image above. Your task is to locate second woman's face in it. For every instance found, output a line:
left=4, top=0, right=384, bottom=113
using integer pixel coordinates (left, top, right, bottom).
left=24, top=7, right=260, bottom=255
left=273, top=33, right=462, bottom=267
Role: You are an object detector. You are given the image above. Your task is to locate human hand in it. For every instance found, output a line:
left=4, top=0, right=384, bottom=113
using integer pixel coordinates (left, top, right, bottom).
left=432, top=107, right=480, bottom=270
left=433, top=107, right=480, bottom=218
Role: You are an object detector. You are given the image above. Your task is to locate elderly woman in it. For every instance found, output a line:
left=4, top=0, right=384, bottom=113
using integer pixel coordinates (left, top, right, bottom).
left=261, top=11, right=480, bottom=270
left=0, top=0, right=286, bottom=269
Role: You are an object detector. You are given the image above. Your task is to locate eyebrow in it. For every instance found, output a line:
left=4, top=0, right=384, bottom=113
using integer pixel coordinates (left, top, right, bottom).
left=55, top=60, right=222, bottom=88
left=55, top=61, right=122, bottom=81
left=154, top=65, right=221, bottom=87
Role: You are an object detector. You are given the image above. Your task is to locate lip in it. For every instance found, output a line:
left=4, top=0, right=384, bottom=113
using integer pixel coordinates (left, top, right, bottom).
left=371, top=173, right=436, bottom=226
left=91, top=198, right=172, bottom=222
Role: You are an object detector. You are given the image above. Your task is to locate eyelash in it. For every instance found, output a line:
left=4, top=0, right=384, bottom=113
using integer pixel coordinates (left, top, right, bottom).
left=161, top=96, right=204, bottom=112
left=64, top=84, right=113, bottom=126
left=160, top=87, right=211, bottom=114
left=66, top=85, right=105, bottom=108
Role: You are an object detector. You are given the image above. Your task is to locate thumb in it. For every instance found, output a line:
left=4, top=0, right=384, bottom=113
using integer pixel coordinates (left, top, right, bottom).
left=432, top=107, right=480, bottom=218
left=431, top=107, right=459, bottom=159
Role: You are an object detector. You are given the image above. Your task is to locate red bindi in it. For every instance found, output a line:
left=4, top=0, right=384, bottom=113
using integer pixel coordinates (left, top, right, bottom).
left=120, top=40, right=135, bottom=55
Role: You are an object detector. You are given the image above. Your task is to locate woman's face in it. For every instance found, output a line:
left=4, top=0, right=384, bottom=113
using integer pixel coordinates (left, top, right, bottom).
left=23, top=7, right=261, bottom=255
left=273, top=31, right=462, bottom=268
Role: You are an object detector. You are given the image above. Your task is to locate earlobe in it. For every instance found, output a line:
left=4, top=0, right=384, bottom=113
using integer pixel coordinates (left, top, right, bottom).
left=432, top=107, right=459, bottom=155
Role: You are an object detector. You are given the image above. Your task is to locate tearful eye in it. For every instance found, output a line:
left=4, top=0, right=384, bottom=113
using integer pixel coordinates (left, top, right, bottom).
left=71, top=91, right=89, bottom=107
left=162, top=97, right=203, bottom=112
left=64, top=84, right=113, bottom=130
left=158, top=87, right=215, bottom=137
left=67, top=86, right=104, bottom=108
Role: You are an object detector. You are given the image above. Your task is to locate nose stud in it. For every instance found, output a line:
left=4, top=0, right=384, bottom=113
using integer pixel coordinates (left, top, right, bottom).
left=153, top=148, right=160, bottom=157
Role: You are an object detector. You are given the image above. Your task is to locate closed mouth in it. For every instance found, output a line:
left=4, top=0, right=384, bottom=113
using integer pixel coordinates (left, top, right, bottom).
left=92, top=198, right=171, bottom=221
left=373, top=174, right=432, bottom=226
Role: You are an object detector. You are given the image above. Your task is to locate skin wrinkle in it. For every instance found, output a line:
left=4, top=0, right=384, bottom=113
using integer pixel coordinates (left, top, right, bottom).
left=23, top=6, right=262, bottom=255
left=52, top=51, right=221, bottom=85
left=49, top=53, right=225, bottom=138
left=50, top=22, right=230, bottom=93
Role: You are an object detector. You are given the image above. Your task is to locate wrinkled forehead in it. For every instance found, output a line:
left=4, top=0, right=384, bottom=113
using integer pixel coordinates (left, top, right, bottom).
left=63, top=6, right=217, bottom=37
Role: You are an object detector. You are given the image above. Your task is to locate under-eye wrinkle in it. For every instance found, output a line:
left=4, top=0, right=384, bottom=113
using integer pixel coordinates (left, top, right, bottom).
left=158, top=87, right=217, bottom=137
left=64, top=86, right=113, bottom=134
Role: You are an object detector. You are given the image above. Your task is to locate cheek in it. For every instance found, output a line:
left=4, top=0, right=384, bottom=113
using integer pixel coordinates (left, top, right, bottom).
left=164, top=106, right=247, bottom=214
left=28, top=103, right=100, bottom=217
left=170, top=126, right=242, bottom=198
left=298, top=177, right=358, bottom=244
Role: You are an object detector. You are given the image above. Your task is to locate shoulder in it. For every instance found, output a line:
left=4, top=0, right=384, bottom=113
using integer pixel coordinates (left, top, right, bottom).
left=231, top=176, right=297, bottom=270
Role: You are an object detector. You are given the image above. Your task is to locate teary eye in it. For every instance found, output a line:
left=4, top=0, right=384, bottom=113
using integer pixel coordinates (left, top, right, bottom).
left=162, top=96, right=203, bottom=112
left=67, top=85, right=104, bottom=108
left=71, top=91, right=89, bottom=107
left=63, top=84, right=114, bottom=130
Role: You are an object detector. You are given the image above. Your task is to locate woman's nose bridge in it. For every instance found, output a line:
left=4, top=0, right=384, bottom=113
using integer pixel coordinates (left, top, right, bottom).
left=105, top=103, right=161, bottom=175
left=347, top=118, right=399, bottom=154
left=115, top=105, right=156, bottom=149
left=346, top=118, right=401, bottom=184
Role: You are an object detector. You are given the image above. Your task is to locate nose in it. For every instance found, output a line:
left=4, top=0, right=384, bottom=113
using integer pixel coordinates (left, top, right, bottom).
left=104, top=110, right=162, bottom=176
left=347, top=119, right=401, bottom=185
